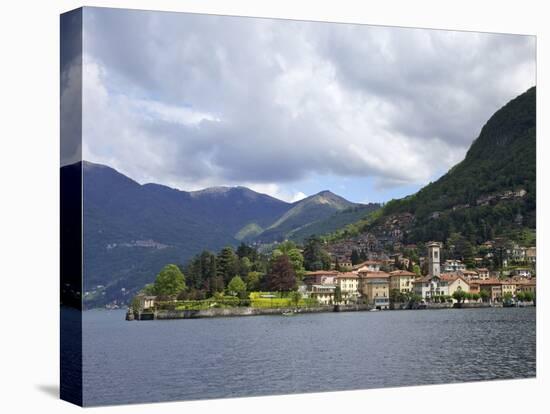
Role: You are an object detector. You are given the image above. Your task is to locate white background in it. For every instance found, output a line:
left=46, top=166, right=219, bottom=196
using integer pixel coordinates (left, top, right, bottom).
left=0, top=0, right=547, bottom=412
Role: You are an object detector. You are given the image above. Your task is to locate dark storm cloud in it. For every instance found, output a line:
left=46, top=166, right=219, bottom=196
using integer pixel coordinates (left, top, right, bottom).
left=60, top=8, right=83, bottom=167
left=78, top=7, right=535, bottom=198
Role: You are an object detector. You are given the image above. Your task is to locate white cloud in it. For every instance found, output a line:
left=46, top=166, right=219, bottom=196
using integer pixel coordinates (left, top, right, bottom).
left=77, top=8, right=536, bottom=200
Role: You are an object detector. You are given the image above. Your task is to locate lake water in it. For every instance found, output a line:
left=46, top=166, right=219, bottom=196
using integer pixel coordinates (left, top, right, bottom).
left=82, top=307, right=536, bottom=406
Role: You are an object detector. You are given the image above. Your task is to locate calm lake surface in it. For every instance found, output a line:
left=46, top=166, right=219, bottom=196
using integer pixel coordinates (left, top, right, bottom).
left=82, top=307, right=536, bottom=406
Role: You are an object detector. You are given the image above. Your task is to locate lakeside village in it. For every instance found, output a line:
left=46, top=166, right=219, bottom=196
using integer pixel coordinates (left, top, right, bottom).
left=126, top=236, right=536, bottom=320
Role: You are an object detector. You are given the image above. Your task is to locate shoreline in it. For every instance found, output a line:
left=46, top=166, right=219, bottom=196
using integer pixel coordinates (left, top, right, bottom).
left=125, top=301, right=533, bottom=321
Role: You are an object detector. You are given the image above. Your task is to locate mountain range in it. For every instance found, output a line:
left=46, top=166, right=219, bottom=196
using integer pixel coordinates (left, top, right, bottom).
left=75, top=162, right=379, bottom=306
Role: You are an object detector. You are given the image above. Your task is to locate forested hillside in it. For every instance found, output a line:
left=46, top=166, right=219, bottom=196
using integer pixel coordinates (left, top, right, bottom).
left=330, top=87, right=536, bottom=246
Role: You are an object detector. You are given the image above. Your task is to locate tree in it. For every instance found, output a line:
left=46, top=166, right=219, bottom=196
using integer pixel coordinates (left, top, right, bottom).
left=351, top=249, right=360, bottom=265
left=334, top=256, right=341, bottom=271
left=274, top=243, right=305, bottom=280
left=245, top=271, right=262, bottom=292
left=303, top=236, right=329, bottom=271
left=412, top=264, right=421, bottom=276
left=227, top=276, right=246, bottom=296
left=130, top=296, right=142, bottom=312
left=452, top=289, right=466, bottom=304
left=289, top=291, right=302, bottom=307
left=471, top=293, right=480, bottom=301
left=267, top=255, right=297, bottom=292
left=334, top=286, right=343, bottom=304
left=389, top=289, right=402, bottom=304
left=503, top=292, right=513, bottom=302
left=238, top=257, right=252, bottom=277
left=153, top=264, right=186, bottom=296
left=236, top=242, right=258, bottom=261
left=394, top=256, right=403, bottom=270
left=479, top=290, right=490, bottom=302
left=208, top=275, right=225, bottom=296
left=321, top=251, right=332, bottom=270
left=142, top=283, right=156, bottom=295
left=523, top=291, right=534, bottom=302
left=217, top=246, right=238, bottom=283
left=410, top=293, right=423, bottom=304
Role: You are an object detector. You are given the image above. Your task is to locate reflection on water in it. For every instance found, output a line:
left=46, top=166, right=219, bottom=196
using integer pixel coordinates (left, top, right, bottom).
left=82, top=307, right=535, bottom=406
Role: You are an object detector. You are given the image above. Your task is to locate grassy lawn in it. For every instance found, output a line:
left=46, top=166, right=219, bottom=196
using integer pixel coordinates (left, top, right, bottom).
left=165, top=292, right=319, bottom=310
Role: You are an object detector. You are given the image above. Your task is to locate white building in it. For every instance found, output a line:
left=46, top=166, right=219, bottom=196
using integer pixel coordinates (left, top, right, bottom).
left=427, top=242, right=441, bottom=277
left=443, top=259, right=466, bottom=272
left=413, top=242, right=450, bottom=300
left=512, top=268, right=532, bottom=278
left=335, top=272, right=360, bottom=303
left=308, top=285, right=335, bottom=305
left=353, top=260, right=381, bottom=272
left=413, top=275, right=450, bottom=300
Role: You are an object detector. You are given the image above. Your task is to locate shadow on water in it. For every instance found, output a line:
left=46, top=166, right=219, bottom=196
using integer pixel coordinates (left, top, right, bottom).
left=36, top=384, right=59, bottom=399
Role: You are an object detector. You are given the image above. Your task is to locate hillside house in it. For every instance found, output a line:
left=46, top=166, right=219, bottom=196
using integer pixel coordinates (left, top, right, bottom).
left=461, top=269, right=478, bottom=280
left=353, top=260, right=382, bottom=272
left=475, top=268, right=490, bottom=280
left=443, top=259, right=466, bottom=272
left=526, top=247, right=536, bottom=263
left=512, top=269, right=532, bottom=278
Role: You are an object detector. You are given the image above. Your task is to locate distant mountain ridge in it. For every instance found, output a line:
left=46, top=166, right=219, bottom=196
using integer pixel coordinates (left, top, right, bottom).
left=255, top=190, right=360, bottom=242
left=75, top=161, right=375, bottom=307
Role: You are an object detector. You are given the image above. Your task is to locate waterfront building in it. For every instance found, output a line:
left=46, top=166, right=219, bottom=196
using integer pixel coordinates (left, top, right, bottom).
left=478, top=279, right=503, bottom=302
left=303, top=270, right=339, bottom=286
left=389, top=269, right=416, bottom=293
left=335, top=272, right=360, bottom=303
left=412, top=275, right=450, bottom=300
left=440, top=273, right=470, bottom=297
left=359, top=271, right=390, bottom=309
left=136, top=294, right=156, bottom=310
left=515, top=279, right=536, bottom=296
left=468, top=281, right=480, bottom=296
left=501, top=280, right=517, bottom=297
left=308, top=284, right=335, bottom=305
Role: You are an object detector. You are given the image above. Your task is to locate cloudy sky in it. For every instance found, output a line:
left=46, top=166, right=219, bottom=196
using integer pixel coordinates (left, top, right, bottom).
left=72, top=7, right=535, bottom=203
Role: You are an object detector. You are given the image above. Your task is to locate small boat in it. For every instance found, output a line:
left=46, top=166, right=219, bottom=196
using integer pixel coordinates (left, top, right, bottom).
left=369, top=308, right=380, bottom=312
left=282, top=310, right=297, bottom=316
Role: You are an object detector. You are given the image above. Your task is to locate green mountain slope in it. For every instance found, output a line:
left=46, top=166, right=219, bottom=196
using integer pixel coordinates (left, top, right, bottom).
left=337, top=86, right=536, bottom=245
left=255, top=191, right=357, bottom=242
left=288, top=204, right=380, bottom=242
